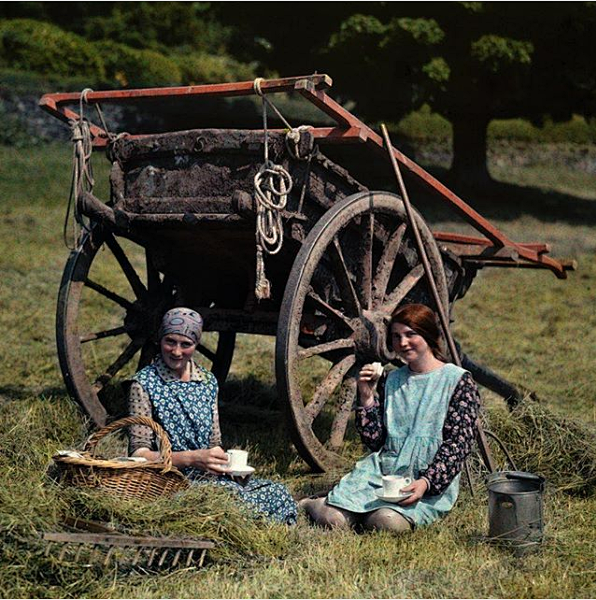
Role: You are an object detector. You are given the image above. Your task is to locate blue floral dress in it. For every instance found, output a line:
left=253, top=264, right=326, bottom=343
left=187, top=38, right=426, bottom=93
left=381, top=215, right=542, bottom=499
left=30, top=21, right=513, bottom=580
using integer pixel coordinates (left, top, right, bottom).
left=130, top=359, right=297, bottom=524
left=326, top=363, right=476, bottom=527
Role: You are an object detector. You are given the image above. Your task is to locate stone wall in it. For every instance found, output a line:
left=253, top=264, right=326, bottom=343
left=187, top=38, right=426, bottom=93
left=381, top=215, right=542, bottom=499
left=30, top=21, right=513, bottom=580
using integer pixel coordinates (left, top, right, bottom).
left=1, top=88, right=159, bottom=144
left=3, top=88, right=596, bottom=175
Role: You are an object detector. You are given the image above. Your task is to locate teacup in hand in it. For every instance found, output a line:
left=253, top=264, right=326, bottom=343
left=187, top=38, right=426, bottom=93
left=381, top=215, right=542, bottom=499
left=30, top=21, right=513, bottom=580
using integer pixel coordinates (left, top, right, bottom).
left=225, top=449, right=248, bottom=471
left=382, top=475, right=412, bottom=497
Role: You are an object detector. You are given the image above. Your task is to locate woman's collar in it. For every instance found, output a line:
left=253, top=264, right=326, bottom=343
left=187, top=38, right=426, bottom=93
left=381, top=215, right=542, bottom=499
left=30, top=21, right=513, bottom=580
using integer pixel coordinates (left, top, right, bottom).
left=154, top=356, right=208, bottom=382
left=406, top=362, right=447, bottom=376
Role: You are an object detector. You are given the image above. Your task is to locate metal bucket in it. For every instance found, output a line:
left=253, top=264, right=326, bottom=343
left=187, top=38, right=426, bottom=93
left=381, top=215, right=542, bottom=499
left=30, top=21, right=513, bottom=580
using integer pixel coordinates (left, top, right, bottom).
left=487, top=471, right=545, bottom=554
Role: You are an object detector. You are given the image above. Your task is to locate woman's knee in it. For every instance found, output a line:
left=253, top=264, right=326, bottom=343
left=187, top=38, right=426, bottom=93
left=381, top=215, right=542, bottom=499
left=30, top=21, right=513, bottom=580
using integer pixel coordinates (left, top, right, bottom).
left=363, top=508, right=413, bottom=533
left=301, top=497, right=355, bottom=529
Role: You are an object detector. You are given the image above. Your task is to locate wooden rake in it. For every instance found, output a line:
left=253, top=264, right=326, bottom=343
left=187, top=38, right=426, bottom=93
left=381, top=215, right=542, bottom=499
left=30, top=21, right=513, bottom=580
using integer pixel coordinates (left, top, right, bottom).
left=43, top=518, right=214, bottom=569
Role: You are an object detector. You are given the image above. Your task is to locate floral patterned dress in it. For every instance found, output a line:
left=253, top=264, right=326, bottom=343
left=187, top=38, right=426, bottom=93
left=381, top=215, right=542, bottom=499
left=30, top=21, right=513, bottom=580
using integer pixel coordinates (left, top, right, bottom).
left=326, top=364, right=480, bottom=527
left=129, top=358, right=297, bottom=524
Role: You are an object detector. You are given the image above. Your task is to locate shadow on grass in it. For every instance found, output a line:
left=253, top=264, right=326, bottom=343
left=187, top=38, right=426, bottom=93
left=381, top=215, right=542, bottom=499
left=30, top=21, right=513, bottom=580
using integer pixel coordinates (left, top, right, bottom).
left=0, top=375, right=331, bottom=478
left=0, top=384, right=69, bottom=401
left=405, top=167, right=596, bottom=227
left=339, top=151, right=596, bottom=226
left=218, top=376, right=299, bottom=475
left=220, top=377, right=362, bottom=482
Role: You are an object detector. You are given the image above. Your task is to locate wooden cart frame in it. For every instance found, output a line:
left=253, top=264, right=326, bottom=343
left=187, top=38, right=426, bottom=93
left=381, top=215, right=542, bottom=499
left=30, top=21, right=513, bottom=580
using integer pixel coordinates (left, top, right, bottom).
left=40, top=74, right=573, bottom=471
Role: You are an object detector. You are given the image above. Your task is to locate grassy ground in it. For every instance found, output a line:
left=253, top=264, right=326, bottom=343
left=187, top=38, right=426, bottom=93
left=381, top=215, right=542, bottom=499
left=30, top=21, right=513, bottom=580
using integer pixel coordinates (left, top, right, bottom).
left=1, top=143, right=595, bottom=598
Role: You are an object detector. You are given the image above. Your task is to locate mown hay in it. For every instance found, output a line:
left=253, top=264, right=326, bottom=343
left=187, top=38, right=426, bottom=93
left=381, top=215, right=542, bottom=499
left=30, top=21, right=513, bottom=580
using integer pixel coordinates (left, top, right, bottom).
left=0, top=397, right=297, bottom=598
left=486, top=399, right=596, bottom=495
left=1, top=468, right=297, bottom=596
left=58, top=484, right=297, bottom=562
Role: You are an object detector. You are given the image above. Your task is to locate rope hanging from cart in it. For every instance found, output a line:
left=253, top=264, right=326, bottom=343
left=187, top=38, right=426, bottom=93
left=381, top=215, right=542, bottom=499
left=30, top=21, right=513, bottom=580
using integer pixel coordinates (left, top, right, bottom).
left=252, top=77, right=316, bottom=300
left=64, top=89, right=95, bottom=248
left=39, top=74, right=574, bottom=278
left=65, top=88, right=124, bottom=249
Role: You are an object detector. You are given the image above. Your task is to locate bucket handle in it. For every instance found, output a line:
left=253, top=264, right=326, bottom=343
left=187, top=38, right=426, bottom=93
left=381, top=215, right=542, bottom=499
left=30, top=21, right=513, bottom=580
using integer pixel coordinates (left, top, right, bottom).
left=504, top=471, right=545, bottom=489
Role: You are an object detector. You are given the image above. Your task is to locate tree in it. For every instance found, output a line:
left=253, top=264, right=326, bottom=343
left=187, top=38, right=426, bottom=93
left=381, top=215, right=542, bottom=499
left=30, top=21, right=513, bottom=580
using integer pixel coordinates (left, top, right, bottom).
left=322, top=2, right=596, bottom=186
left=213, top=3, right=367, bottom=75
left=0, top=2, right=235, bottom=55
left=0, top=3, right=256, bottom=90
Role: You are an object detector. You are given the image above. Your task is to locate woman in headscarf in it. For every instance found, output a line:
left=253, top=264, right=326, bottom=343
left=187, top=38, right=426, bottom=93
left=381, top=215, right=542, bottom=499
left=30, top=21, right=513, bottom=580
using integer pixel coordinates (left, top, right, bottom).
left=128, top=307, right=297, bottom=524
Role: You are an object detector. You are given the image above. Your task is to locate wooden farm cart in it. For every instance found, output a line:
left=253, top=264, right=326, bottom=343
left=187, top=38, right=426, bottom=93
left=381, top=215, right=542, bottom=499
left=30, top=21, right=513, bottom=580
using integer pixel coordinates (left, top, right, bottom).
left=40, top=74, right=575, bottom=473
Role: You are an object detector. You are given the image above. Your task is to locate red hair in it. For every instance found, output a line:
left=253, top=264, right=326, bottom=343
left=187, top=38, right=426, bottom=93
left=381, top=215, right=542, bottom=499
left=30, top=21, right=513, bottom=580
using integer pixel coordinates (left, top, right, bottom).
left=390, top=303, right=448, bottom=361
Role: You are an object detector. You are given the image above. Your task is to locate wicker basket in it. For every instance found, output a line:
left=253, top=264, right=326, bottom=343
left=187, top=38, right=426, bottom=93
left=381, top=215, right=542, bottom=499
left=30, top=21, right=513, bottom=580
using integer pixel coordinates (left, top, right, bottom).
left=53, top=416, right=190, bottom=501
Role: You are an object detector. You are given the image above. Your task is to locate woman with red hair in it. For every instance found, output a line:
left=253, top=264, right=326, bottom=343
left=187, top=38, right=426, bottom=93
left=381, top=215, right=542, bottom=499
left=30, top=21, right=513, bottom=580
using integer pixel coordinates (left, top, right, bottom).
left=301, top=303, right=480, bottom=533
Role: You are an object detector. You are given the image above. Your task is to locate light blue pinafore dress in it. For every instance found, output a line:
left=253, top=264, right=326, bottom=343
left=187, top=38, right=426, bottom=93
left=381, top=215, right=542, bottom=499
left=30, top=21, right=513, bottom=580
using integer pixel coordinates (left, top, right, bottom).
left=326, top=363, right=466, bottom=527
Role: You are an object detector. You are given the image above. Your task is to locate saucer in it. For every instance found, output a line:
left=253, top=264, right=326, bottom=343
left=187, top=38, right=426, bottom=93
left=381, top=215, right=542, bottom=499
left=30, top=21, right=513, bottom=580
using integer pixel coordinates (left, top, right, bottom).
left=57, top=450, right=83, bottom=459
left=229, top=466, right=255, bottom=477
left=374, top=489, right=413, bottom=503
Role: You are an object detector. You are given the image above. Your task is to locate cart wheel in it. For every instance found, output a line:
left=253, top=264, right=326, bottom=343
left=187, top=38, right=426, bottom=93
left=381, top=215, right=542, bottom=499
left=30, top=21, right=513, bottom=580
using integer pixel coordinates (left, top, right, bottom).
left=56, top=224, right=236, bottom=426
left=276, top=191, right=450, bottom=472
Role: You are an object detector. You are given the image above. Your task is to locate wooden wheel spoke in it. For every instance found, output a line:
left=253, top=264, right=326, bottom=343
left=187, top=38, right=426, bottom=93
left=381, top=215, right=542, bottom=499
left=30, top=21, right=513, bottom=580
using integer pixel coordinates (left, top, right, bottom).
left=105, top=234, right=147, bottom=300
left=306, top=289, right=354, bottom=329
left=57, top=226, right=232, bottom=430
left=196, top=343, right=216, bottom=362
left=328, top=238, right=361, bottom=317
left=93, top=339, right=143, bottom=392
left=305, top=354, right=356, bottom=424
left=85, top=278, right=134, bottom=310
left=145, top=252, right=162, bottom=294
left=356, top=211, right=374, bottom=311
left=137, top=338, right=158, bottom=372
left=80, top=326, right=127, bottom=344
left=328, top=373, right=357, bottom=451
left=298, top=338, right=354, bottom=360
left=383, top=263, right=424, bottom=314
left=372, top=222, right=407, bottom=307
left=277, top=192, right=451, bottom=471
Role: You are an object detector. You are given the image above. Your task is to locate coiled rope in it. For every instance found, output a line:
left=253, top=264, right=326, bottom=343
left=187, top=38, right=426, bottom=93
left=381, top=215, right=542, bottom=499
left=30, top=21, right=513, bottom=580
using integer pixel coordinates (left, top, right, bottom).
left=253, top=78, right=293, bottom=300
left=252, top=78, right=318, bottom=300
left=64, top=88, right=96, bottom=248
left=65, top=88, right=124, bottom=248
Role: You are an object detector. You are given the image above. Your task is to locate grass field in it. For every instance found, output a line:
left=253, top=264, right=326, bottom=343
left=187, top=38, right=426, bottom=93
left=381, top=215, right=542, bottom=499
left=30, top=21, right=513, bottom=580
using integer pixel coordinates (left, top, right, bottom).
left=0, top=143, right=595, bottom=598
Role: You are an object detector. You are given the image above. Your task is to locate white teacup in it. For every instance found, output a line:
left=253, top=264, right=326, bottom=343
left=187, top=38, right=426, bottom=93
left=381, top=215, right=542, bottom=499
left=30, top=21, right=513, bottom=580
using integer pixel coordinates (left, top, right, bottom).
left=382, top=475, right=412, bottom=496
left=225, top=449, right=248, bottom=471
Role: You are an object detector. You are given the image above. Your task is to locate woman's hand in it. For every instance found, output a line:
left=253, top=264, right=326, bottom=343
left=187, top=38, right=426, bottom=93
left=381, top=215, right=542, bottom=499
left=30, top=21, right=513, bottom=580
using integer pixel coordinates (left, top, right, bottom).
left=186, top=446, right=230, bottom=474
left=397, top=478, right=428, bottom=506
left=133, top=446, right=231, bottom=474
left=358, top=363, right=383, bottom=408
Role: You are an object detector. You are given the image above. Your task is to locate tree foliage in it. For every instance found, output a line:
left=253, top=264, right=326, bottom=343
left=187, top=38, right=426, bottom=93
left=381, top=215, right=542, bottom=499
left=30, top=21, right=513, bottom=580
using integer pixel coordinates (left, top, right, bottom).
left=0, top=2, right=233, bottom=54
left=212, top=2, right=363, bottom=74
left=174, top=53, right=255, bottom=86
left=80, top=2, right=232, bottom=55
left=1, top=2, right=596, bottom=183
left=0, top=18, right=105, bottom=80
left=321, top=2, right=596, bottom=183
left=93, top=40, right=181, bottom=88
left=0, top=4, right=255, bottom=89
left=470, top=35, right=532, bottom=73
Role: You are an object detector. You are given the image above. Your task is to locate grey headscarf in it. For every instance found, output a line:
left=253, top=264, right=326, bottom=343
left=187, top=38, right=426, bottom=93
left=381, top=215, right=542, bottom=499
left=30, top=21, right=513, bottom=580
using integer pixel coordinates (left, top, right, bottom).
left=158, top=308, right=203, bottom=345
